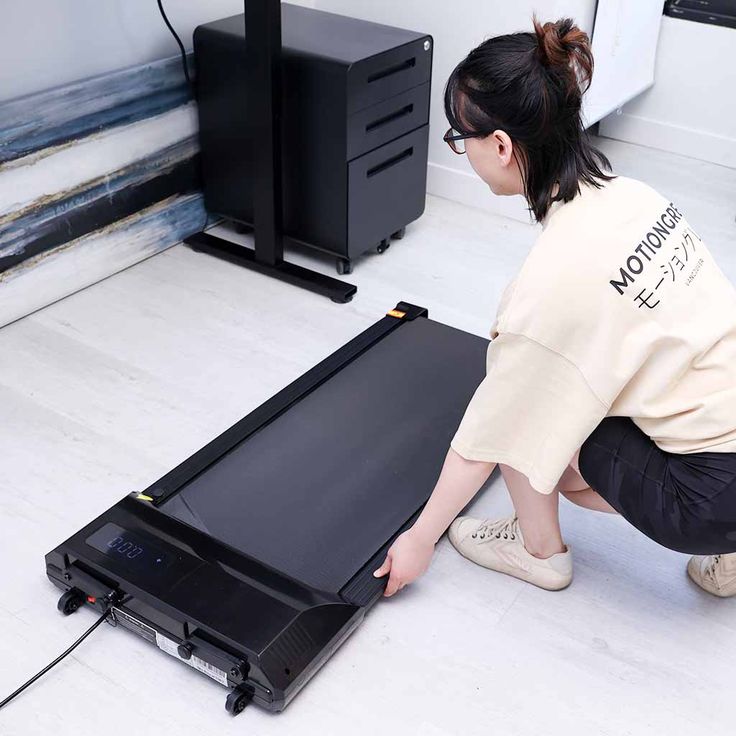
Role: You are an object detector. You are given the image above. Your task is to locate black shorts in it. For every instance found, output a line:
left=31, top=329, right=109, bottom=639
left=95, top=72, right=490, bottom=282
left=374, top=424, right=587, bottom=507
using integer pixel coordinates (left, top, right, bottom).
left=578, top=416, right=736, bottom=555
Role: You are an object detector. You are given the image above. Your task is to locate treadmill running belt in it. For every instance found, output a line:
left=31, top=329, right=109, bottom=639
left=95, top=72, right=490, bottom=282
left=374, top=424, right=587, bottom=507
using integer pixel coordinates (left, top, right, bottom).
left=161, top=317, right=487, bottom=594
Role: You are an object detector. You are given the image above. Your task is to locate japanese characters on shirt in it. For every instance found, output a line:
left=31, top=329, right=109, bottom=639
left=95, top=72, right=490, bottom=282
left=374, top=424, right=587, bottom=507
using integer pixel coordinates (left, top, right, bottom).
left=608, top=202, right=705, bottom=310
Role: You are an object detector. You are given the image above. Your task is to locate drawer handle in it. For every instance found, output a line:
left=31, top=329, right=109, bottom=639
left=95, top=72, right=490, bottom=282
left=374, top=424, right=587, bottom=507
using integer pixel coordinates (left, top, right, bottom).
left=366, top=147, right=414, bottom=178
left=367, top=57, right=416, bottom=83
left=366, top=104, right=414, bottom=132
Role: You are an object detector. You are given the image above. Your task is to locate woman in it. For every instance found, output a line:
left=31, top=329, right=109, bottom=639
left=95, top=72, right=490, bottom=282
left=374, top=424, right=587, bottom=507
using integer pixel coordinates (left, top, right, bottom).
left=374, top=17, right=736, bottom=598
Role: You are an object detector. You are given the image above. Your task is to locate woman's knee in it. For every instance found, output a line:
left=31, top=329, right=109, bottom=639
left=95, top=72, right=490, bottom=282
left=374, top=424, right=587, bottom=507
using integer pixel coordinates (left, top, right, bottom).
left=555, top=459, right=589, bottom=494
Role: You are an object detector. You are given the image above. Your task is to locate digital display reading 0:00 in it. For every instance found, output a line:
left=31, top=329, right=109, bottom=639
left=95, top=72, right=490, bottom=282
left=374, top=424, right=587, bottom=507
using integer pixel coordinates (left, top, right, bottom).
left=107, top=536, right=145, bottom=559
left=85, top=522, right=169, bottom=571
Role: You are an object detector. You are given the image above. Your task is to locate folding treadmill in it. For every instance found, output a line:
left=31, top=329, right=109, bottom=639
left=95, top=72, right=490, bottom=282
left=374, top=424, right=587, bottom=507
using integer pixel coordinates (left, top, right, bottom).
left=45, top=303, right=488, bottom=714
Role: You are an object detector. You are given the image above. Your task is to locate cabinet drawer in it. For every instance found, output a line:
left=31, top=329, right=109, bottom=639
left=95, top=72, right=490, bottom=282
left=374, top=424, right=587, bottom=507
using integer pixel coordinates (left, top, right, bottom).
left=346, top=82, right=430, bottom=160
left=347, top=125, right=429, bottom=256
left=347, top=36, right=432, bottom=113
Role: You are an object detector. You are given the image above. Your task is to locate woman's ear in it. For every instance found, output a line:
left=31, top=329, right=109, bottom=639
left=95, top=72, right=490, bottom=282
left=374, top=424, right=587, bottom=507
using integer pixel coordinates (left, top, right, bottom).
left=492, top=130, right=514, bottom=166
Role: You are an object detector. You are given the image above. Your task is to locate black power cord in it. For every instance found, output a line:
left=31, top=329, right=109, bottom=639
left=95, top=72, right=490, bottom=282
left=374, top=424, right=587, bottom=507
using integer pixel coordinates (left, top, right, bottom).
left=156, top=0, right=194, bottom=95
left=0, top=608, right=111, bottom=711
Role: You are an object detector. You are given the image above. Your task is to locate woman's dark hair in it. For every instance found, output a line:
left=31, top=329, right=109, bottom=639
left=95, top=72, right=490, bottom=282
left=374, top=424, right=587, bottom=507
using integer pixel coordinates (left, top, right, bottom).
left=444, top=16, right=615, bottom=223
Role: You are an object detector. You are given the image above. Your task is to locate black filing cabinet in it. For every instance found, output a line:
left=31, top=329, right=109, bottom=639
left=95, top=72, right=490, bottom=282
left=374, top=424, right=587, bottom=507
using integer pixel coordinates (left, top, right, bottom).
left=194, top=4, right=433, bottom=274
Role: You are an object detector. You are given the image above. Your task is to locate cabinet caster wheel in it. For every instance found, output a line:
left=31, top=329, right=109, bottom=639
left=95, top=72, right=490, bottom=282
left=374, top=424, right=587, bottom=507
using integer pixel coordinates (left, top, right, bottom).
left=226, top=686, right=254, bottom=716
left=391, top=227, right=406, bottom=240
left=330, top=294, right=353, bottom=303
left=336, top=258, right=353, bottom=275
left=57, top=588, right=85, bottom=616
left=376, top=239, right=390, bottom=254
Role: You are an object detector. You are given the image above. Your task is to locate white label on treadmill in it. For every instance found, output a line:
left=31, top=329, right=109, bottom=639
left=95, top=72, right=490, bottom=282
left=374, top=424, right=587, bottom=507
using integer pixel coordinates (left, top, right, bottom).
left=155, top=632, right=229, bottom=687
left=111, top=608, right=157, bottom=644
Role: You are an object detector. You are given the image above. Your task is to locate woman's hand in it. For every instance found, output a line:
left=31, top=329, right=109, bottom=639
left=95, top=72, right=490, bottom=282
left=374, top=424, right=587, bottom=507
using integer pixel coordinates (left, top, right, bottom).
left=373, top=527, right=436, bottom=597
left=371, top=447, right=495, bottom=598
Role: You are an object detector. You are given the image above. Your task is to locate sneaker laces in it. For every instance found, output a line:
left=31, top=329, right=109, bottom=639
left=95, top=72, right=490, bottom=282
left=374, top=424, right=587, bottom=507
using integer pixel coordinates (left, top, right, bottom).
left=471, top=516, right=519, bottom=542
left=705, top=554, right=722, bottom=580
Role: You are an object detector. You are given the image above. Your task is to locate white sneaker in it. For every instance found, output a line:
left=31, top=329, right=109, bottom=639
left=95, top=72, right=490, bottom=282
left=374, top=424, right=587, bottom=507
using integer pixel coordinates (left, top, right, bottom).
left=687, top=553, right=736, bottom=597
left=447, top=515, right=572, bottom=591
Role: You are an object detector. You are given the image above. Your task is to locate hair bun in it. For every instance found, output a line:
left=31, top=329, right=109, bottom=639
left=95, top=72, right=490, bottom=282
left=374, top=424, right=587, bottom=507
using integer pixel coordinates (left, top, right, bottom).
left=533, top=16, right=593, bottom=93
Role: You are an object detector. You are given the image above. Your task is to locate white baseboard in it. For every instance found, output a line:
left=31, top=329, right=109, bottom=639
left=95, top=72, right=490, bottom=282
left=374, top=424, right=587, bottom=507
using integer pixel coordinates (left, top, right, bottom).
left=599, top=113, right=736, bottom=169
left=430, top=116, right=736, bottom=220
left=426, top=161, right=535, bottom=225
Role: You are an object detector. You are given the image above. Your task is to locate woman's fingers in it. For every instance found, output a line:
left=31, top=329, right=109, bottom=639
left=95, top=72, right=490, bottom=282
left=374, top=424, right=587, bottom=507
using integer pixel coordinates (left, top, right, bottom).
left=373, top=554, right=405, bottom=596
left=383, top=568, right=403, bottom=597
left=373, top=554, right=391, bottom=578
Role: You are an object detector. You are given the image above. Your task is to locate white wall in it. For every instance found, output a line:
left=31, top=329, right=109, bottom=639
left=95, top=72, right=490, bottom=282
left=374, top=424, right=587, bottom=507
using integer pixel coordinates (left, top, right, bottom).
left=312, top=0, right=598, bottom=223
left=0, top=0, right=314, bottom=103
left=582, top=0, right=663, bottom=126
left=2, top=1, right=687, bottom=225
left=599, top=16, right=736, bottom=169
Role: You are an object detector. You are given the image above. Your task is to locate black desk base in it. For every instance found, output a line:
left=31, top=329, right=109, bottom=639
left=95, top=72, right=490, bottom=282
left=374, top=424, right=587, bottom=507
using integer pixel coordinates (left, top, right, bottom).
left=185, top=231, right=357, bottom=303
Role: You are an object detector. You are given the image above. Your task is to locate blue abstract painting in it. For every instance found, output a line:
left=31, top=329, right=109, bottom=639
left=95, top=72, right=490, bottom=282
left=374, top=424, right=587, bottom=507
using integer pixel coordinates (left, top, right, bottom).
left=0, top=55, right=207, bottom=327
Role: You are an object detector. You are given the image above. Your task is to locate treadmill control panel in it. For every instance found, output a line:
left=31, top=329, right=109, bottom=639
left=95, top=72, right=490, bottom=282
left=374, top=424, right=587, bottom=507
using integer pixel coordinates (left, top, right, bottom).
left=86, top=522, right=171, bottom=572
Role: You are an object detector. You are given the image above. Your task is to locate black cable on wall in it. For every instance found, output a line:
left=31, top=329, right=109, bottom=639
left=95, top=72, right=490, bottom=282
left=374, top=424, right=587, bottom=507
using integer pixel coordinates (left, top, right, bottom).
left=156, top=0, right=194, bottom=95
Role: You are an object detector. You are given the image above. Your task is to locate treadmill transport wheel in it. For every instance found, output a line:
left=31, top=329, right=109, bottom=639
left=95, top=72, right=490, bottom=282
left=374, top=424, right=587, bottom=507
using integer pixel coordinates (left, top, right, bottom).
left=225, top=685, right=254, bottom=716
left=57, top=588, right=85, bottom=616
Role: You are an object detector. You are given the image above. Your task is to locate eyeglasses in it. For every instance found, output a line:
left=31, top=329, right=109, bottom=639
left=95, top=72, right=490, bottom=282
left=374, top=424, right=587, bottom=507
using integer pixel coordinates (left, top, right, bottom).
left=443, top=127, right=482, bottom=155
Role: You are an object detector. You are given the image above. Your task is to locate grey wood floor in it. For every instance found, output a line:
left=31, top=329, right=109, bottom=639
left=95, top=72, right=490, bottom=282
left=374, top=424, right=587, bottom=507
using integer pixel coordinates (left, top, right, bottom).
left=1, top=137, right=735, bottom=736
